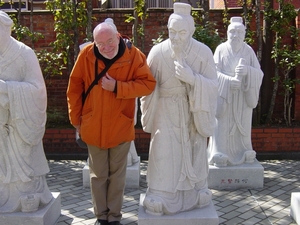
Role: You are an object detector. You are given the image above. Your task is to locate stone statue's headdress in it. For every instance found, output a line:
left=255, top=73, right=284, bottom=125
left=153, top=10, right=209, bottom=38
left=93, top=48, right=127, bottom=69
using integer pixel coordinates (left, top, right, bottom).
left=0, top=10, right=13, bottom=27
left=169, top=2, right=194, bottom=33
left=230, top=17, right=244, bottom=25
left=104, top=18, right=117, bottom=33
left=173, top=2, right=191, bottom=16
left=228, top=16, right=245, bottom=32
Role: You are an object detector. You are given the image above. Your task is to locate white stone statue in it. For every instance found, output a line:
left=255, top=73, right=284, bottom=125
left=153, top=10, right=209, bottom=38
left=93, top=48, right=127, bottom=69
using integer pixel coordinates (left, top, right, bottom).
left=140, top=3, right=218, bottom=216
left=0, top=11, right=52, bottom=213
left=127, top=98, right=139, bottom=166
left=207, top=17, right=264, bottom=167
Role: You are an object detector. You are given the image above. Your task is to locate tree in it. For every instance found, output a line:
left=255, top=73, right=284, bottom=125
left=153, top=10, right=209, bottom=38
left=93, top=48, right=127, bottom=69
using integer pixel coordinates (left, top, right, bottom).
left=125, top=0, right=147, bottom=52
left=264, top=0, right=300, bottom=126
left=45, top=0, right=88, bottom=74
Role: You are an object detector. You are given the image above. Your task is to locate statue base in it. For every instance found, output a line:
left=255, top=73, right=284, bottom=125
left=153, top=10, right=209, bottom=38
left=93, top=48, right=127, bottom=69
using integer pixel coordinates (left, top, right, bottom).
left=138, top=194, right=219, bottom=225
left=82, top=157, right=140, bottom=189
left=0, top=192, right=61, bottom=225
left=291, top=192, right=300, bottom=225
left=208, top=159, right=264, bottom=189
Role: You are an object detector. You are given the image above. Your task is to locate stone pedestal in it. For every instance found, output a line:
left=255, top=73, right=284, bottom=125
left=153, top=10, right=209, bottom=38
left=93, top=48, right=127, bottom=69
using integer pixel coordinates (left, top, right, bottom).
left=82, top=162, right=90, bottom=187
left=138, top=194, right=219, bottom=225
left=125, top=157, right=140, bottom=188
left=208, top=159, right=264, bottom=189
left=0, top=192, right=61, bottom=225
left=82, top=157, right=140, bottom=189
left=291, top=192, right=300, bottom=225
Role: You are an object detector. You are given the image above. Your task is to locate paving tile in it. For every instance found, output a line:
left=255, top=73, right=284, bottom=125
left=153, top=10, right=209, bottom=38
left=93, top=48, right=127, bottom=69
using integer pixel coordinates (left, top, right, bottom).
left=238, top=210, right=259, bottom=220
left=46, top=160, right=299, bottom=225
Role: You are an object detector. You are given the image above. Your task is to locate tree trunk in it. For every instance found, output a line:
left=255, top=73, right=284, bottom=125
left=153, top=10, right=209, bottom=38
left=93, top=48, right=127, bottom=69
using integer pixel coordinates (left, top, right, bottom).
left=30, top=0, right=34, bottom=48
left=72, top=0, right=78, bottom=73
left=202, top=0, right=209, bottom=23
left=252, top=0, right=262, bottom=125
left=132, top=0, right=138, bottom=46
left=261, top=0, right=274, bottom=124
left=86, top=0, right=93, bottom=41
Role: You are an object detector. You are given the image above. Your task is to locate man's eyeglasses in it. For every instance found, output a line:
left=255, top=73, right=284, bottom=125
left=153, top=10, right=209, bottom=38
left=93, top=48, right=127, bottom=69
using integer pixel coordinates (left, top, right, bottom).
left=95, top=38, right=116, bottom=49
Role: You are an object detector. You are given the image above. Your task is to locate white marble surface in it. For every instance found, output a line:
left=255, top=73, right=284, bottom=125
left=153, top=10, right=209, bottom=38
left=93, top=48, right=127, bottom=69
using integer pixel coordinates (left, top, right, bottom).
left=138, top=194, right=219, bottom=225
left=0, top=192, right=61, bottom=225
left=291, top=192, right=300, bottom=225
left=0, top=11, right=53, bottom=213
left=208, top=159, right=264, bottom=189
left=207, top=16, right=264, bottom=167
left=140, top=2, right=218, bottom=215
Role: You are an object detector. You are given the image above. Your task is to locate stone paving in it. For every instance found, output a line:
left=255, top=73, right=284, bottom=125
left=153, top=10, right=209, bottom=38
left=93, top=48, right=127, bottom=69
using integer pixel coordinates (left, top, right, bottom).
left=47, top=160, right=300, bottom=225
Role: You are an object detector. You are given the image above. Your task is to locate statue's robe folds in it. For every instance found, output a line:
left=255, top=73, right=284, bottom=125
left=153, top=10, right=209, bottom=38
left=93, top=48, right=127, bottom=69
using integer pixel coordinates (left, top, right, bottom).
left=140, top=39, right=218, bottom=215
left=208, top=42, right=264, bottom=166
left=0, top=37, right=52, bottom=213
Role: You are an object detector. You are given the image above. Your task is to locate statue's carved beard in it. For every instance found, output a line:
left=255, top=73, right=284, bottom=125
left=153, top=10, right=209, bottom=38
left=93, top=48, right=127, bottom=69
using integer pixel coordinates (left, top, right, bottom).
left=228, top=37, right=244, bottom=52
left=170, top=40, right=188, bottom=62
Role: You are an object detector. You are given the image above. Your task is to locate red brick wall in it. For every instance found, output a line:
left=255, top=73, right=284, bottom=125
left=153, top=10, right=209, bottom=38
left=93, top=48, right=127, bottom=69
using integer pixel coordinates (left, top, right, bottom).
left=13, top=9, right=300, bottom=122
left=43, top=128, right=300, bottom=159
left=9, top=9, right=300, bottom=157
left=251, top=128, right=300, bottom=152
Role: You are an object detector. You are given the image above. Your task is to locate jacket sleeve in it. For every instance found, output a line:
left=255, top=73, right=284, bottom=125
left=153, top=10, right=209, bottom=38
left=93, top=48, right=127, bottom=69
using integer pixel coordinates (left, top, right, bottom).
left=66, top=50, right=86, bottom=126
left=116, top=47, right=156, bottom=99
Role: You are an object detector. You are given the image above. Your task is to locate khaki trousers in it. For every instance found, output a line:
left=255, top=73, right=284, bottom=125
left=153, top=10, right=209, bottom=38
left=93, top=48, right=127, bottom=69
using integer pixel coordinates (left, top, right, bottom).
left=88, top=142, right=130, bottom=222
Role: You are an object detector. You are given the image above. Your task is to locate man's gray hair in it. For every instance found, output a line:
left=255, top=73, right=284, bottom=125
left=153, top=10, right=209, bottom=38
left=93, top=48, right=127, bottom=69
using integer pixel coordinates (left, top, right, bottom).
left=93, top=18, right=118, bottom=38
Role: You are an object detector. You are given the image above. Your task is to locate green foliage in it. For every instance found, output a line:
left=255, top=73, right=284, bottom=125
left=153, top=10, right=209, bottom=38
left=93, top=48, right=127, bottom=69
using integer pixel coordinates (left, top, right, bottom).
left=9, top=14, right=64, bottom=79
left=125, top=0, right=147, bottom=47
left=10, top=14, right=44, bottom=43
left=36, top=50, right=65, bottom=79
left=190, top=10, right=223, bottom=52
left=193, top=21, right=223, bottom=53
left=151, top=34, right=164, bottom=45
left=46, top=109, right=72, bottom=128
left=45, top=0, right=89, bottom=71
left=266, top=0, right=300, bottom=126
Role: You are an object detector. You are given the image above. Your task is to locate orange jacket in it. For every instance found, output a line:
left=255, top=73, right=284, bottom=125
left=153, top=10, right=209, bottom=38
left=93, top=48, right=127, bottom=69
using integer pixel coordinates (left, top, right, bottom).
left=67, top=40, right=156, bottom=149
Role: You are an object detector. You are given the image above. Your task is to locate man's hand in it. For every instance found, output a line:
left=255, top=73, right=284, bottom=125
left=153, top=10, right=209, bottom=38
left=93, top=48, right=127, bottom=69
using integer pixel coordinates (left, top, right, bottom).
left=101, top=73, right=116, bottom=92
left=74, top=124, right=81, bottom=133
left=174, top=61, right=195, bottom=85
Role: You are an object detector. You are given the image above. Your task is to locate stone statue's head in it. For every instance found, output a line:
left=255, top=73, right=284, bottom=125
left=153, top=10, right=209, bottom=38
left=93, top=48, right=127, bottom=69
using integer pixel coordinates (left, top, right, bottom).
left=0, top=11, right=13, bottom=36
left=227, top=17, right=246, bottom=49
left=168, top=3, right=195, bottom=55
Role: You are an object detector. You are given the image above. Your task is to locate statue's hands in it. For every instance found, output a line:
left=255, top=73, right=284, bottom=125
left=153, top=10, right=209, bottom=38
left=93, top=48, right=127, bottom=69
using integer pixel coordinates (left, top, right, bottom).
left=0, top=80, right=8, bottom=94
left=230, top=77, right=242, bottom=90
left=174, top=61, right=195, bottom=85
left=235, top=64, right=248, bottom=77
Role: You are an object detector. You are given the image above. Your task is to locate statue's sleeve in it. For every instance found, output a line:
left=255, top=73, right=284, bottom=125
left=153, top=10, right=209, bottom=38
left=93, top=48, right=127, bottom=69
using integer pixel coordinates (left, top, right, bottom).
left=7, top=48, right=47, bottom=146
left=189, top=48, right=218, bottom=137
left=140, top=46, right=160, bottom=133
left=244, top=49, right=264, bottom=108
left=213, top=44, right=234, bottom=118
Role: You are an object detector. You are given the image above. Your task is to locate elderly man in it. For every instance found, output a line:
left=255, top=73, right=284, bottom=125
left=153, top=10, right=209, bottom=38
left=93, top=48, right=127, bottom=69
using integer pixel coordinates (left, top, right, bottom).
left=207, top=17, right=264, bottom=167
left=67, top=18, right=156, bottom=225
left=0, top=11, right=52, bottom=213
left=140, top=3, right=218, bottom=215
